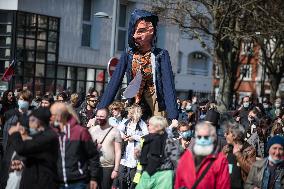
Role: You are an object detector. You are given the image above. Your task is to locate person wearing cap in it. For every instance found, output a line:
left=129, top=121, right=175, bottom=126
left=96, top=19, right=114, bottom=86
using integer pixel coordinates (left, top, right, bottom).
left=7, top=107, right=59, bottom=189
left=245, top=135, right=284, bottom=189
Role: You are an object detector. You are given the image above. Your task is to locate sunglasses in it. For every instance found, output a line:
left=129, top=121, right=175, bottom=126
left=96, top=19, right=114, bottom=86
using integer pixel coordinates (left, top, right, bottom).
left=112, top=107, right=119, bottom=110
left=88, top=100, right=97, bottom=103
left=196, top=135, right=210, bottom=140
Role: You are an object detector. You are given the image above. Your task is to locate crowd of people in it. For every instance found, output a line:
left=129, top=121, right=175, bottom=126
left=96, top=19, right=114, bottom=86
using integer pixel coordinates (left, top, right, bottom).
left=0, top=87, right=284, bottom=189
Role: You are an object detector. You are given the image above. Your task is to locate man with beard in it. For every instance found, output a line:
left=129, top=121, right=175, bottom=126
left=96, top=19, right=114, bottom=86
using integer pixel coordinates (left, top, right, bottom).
left=88, top=108, right=122, bottom=189
left=175, top=122, right=230, bottom=189
left=78, top=95, right=98, bottom=127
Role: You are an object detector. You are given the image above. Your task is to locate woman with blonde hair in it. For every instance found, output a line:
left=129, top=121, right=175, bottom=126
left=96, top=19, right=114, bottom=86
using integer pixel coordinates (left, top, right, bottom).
left=116, top=104, right=148, bottom=189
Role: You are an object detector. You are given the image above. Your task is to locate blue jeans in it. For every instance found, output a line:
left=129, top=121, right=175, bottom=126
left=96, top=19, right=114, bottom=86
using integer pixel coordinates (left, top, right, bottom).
left=60, top=181, right=87, bottom=189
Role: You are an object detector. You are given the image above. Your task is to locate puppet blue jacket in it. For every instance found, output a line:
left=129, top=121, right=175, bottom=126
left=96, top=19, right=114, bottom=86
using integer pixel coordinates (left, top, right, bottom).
left=96, top=9, right=178, bottom=120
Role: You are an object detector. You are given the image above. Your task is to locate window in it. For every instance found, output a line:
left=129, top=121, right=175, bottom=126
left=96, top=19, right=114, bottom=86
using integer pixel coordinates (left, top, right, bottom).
left=81, top=0, right=92, bottom=47
left=117, top=4, right=127, bottom=51
left=191, top=15, right=211, bottom=32
left=239, top=64, right=252, bottom=80
left=187, top=52, right=209, bottom=76
left=177, top=51, right=182, bottom=74
left=241, top=41, right=254, bottom=55
left=215, top=64, right=220, bottom=78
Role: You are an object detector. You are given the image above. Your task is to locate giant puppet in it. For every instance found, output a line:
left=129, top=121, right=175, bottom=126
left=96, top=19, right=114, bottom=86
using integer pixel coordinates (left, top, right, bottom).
left=96, top=9, right=178, bottom=120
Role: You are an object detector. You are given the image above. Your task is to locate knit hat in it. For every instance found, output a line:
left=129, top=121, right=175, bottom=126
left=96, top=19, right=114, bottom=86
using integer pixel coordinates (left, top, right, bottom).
left=267, top=135, right=284, bottom=152
left=205, top=109, right=220, bottom=128
left=30, top=107, right=51, bottom=127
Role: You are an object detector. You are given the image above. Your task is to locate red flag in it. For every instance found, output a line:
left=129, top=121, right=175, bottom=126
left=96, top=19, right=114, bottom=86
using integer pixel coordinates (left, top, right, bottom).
left=1, top=60, right=16, bottom=82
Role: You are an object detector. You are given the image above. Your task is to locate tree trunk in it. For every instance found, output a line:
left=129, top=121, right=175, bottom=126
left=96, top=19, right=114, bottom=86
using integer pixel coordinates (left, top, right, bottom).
left=269, top=74, right=281, bottom=102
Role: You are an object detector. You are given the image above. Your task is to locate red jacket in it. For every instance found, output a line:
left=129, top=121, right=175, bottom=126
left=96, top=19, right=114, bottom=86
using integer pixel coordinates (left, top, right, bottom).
left=175, top=149, right=230, bottom=189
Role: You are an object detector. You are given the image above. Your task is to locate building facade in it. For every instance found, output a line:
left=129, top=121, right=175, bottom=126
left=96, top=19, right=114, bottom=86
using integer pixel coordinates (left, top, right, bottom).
left=0, top=0, right=214, bottom=99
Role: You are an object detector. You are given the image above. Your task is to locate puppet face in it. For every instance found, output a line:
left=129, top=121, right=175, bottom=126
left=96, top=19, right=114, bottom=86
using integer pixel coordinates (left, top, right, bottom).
left=133, top=19, right=154, bottom=52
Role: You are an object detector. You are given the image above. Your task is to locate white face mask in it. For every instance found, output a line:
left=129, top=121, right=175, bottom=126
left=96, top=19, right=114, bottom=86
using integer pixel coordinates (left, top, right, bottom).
left=275, top=103, right=281, bottom=108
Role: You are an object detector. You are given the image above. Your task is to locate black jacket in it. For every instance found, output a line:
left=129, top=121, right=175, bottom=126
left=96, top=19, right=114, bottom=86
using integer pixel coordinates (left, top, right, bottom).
left=55, top=117, right=100, bottom=186
left=10, top=128, right=59, bottom=189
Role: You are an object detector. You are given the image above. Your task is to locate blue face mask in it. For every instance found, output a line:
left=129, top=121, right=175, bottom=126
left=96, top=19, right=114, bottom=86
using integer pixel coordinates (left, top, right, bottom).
left=18, top=100, right=29, bottom=111
left=195, top=136, right=213, bottom=146
left=268, top=155, right=284, bottom=165
left=181, top=130, right=193, bottom=139
left=243, top=102, right=250, bottom=108
left=29, top=128, right=39, bottom=135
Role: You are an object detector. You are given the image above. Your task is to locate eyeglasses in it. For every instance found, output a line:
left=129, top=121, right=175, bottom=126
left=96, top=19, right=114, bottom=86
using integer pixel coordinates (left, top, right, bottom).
left=196, top=135, right=210, bottom=140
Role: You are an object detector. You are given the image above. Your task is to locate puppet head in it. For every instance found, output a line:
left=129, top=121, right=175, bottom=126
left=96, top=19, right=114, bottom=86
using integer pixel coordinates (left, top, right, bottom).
left=128, top=9, right=158, bottom=53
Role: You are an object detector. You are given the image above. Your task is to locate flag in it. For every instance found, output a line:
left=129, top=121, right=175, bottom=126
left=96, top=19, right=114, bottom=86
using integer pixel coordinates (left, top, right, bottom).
left=1, top=60, right=16, bottom=82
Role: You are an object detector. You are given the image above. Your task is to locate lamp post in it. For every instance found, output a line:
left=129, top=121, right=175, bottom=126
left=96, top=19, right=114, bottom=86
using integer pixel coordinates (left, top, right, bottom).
left=94, top=0, right=118, bottom=58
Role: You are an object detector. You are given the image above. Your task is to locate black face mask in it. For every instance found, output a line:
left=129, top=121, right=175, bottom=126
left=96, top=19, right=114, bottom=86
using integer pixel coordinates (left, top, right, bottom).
left=95, top=118, right=107, bottom=126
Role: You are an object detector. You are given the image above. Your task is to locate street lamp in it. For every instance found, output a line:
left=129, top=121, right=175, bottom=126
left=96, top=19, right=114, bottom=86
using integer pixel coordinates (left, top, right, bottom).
left=94, top=0, right=118, bottom=58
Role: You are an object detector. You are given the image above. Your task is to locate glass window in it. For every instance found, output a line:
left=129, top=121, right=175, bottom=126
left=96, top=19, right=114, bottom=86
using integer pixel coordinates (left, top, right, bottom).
left=34, top=77, right=44, bottom=96
left=14, top=76, right=23, bottom=90
left=26, top=50, right=35, bottom=62
left=0, top=60, right=5, bottom=74
left=46, top=64, right=55, bottom=78
left=48, top=31, right=57, bottom=42
left=25, top=39, right=35, bottom=50
left=26, top=27, right=36, bottom=39
left=24, top=62, right=35, bottom=76
left=23, top=77, right=33, bottom=91
left=45, top=79, right=55, bottom=94
left=87, top=68, right=95, bottom=81
left=119, top=4, right=127, bottom=27
left=77, top=81, right=85, bottom=93
left=0, top=24, right=12, bottom=35
left=37, top=40, right=46, bottom=51
left=15, top=61, right=23, bottom=75
left=77, top=68, right=85, bottom=80
left=49, top=17, right=58, bottom=31
left=35, top=63, right=45, bottom=76
left=38, top=15, right=47, bottom=29
left=57, top=66, right=66, bottom=78
left=17, top=13, right=26, bottom=29
left=56, top=79, right=65, bottom=93
left=48, top=42, right=56, bottom=53
left=96, top=70, right=105, bottom=82
left=83, top=0, right=92, bottom=21
left=26, top=14, right=37, bottom=28
left=117, top=30, right=126, bottom=51
left=0, top=11, right=13, bottom=24
left=47, top=53, right=55, bottom=62
left=36, top=51, right=46, bottom=63
left=66, top=80, right=76, bottom=93
left=37, top=29, right=47, bottom=40
left=17, top=38, right=24, bottom=48
left=67, top=67, right=76, bottom=79
left=81, top=24, right=91, bottom=46
left=0, top=36, right=11, bottom=47
left=86, top=81, right=94, bottom=93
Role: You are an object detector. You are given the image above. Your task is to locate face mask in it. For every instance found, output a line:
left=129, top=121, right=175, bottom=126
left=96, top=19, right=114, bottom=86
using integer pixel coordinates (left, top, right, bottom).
left=195, top=136, right=213, bottom=146
left=275, top=103, right=281, bottom=108
left=181, top=130, right=193, bottom=140
left=29, top=128, right=39, bottom=135
left=263, top=104, right=269, bottom=109
left=268, top=155, right=284, bottom=165
left=96, top=118, right=107, bottom=126
left=243, top=102, right=250, bottom=108
left=186, top=104, right=192, bottom=111
left=18, top=100, right=29, bottom=111
left=53, top=120, right=60, bottom=128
